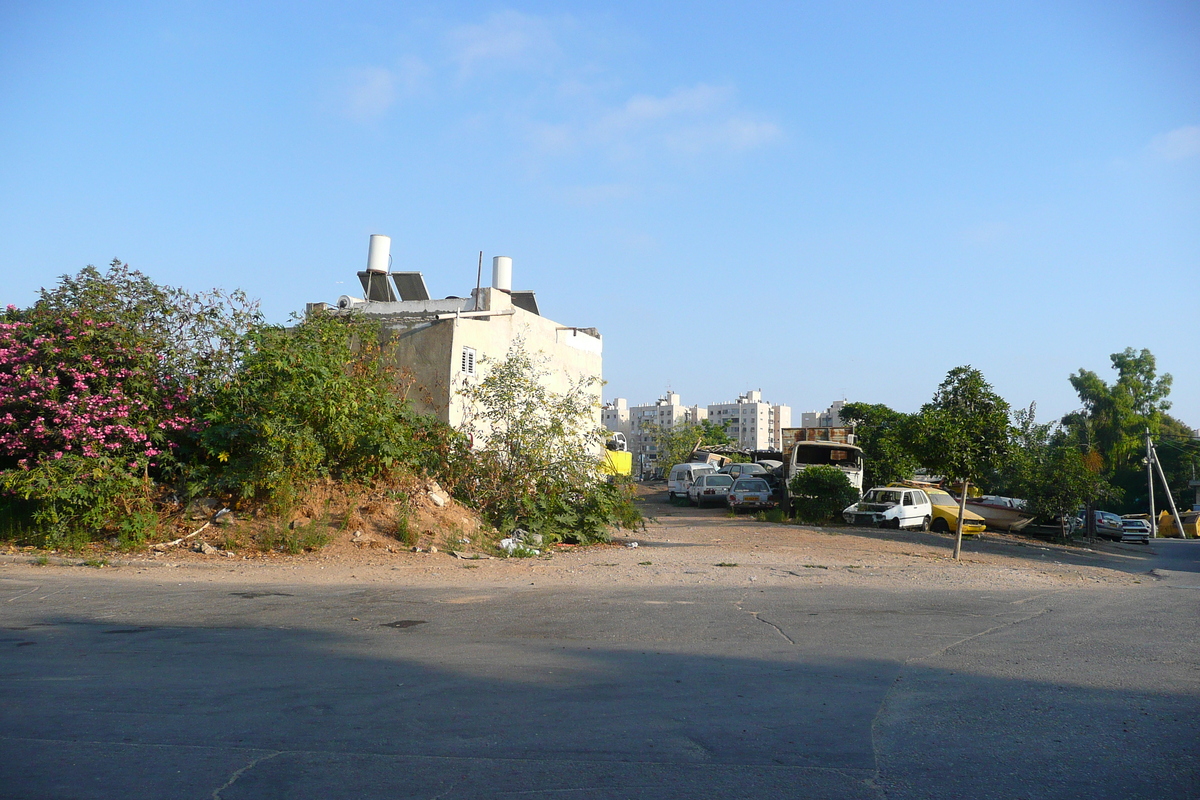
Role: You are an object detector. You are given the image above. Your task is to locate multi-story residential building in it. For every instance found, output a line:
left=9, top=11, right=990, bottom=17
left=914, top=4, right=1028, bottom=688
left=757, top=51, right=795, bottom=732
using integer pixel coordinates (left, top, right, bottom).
left=601, top=398, right=631, bottom=440
left=604, top=392, right=706, bottom=475
left=706, top=390, right=791, bottom=452
left=801, top=401, right=846, bottom=429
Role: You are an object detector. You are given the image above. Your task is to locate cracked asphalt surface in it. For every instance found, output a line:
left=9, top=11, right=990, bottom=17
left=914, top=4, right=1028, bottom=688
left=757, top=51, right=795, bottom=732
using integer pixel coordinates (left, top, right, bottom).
left=1, top=497, right=1198, bottom=799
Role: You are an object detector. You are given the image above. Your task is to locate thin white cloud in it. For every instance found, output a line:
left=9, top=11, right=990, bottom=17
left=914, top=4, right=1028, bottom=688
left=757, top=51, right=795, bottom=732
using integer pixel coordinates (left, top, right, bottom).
left=340, top=57, right=429, bottom=123
left=1148, top=125, right=1200, bottom=161
left=344, top=67, right=397, bottom=122
left=447, top=10, right=559, bottom=78
left=557, top=183, right=636, bottom=206
left=526, top=83, right=780, bottom=161
left=664, top=118, right=782, bottom=155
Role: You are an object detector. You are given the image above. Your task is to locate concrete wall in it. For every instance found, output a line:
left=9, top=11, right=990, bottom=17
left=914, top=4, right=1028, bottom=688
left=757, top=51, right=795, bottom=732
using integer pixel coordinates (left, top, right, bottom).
left=368, top=287, right=602, bottom=443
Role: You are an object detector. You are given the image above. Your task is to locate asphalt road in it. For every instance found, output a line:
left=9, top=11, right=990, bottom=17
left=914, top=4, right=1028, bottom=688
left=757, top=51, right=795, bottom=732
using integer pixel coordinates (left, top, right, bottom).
left=1, top=538, right=1198, bottom=799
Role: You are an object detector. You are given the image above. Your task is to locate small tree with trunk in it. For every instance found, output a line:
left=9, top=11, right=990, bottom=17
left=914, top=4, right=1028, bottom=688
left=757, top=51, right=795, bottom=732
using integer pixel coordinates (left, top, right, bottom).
left=911, top=366, right=1011, bottom=559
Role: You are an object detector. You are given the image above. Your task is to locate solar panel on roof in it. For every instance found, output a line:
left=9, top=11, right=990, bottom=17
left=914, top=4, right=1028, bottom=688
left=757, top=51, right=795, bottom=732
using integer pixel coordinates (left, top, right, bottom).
left=357, top=271, right=397, bottom=302
left=511, top=290, right=540, bottom=315
left=390, top=272, right=431, bottom=301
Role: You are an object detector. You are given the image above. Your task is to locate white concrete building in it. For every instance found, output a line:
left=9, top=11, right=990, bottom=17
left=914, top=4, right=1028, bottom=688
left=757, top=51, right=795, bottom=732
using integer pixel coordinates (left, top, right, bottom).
left=603, top=392, right=706, bottom=475
left=706, top=390, right=792, bottom=452
left=310, top=238, right=602, bottom=441
left=801, top=401, right=846, bottom=429
left=601, top=398, right=632, bottom=439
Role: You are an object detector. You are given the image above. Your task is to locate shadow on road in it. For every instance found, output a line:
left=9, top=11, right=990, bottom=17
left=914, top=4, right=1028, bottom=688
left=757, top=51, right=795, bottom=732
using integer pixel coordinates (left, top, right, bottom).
left=1, top=609, right=1195, bottom=799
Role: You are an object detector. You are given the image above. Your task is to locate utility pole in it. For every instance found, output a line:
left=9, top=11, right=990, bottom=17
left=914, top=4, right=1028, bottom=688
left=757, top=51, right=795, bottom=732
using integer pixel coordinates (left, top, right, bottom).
left=1150, top=440, right=1189, bottom=539
left=1147, top=428, right=1157, bottom=538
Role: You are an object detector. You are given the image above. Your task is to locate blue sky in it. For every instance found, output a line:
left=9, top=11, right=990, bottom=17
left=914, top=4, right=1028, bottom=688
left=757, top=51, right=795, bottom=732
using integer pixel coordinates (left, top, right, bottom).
left=2, top=1, right=1197, bottom=427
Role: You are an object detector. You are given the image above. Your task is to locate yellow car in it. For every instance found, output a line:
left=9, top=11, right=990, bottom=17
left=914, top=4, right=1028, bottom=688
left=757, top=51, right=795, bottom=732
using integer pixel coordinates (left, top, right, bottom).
left=924, top=488, right=987, bottom=534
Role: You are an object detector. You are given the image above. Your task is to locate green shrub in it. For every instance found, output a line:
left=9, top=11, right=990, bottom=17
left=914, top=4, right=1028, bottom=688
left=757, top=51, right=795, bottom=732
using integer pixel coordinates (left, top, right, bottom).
left=788, top=466, right=859, bottom=524
left=396, top=514, right=417, bottom=547
left=195, top=312, right=464, bottom=512
left=1, top=455, right=152, bottom=549
left=445, top=342, right=642, bottom=544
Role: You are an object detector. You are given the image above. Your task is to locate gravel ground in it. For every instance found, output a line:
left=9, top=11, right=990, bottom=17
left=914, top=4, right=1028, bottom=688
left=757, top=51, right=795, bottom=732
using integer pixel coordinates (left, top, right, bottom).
left=0, top=491, right=1155, bottom=593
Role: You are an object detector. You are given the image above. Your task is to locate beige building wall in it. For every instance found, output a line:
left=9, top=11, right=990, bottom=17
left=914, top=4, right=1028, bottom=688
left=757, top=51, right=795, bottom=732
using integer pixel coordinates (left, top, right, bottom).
left=368, top=287, right=602, bottom=443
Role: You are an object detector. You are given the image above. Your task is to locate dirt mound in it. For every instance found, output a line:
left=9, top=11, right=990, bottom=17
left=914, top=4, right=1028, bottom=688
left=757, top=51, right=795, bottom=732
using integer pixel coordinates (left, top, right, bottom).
left=151, top=475, right=493, bottom=562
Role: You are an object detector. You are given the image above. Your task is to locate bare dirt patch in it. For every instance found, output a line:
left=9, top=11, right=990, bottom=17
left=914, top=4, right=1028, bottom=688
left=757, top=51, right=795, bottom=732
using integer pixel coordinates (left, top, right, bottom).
left=1, top=483, right=1158, bottom=594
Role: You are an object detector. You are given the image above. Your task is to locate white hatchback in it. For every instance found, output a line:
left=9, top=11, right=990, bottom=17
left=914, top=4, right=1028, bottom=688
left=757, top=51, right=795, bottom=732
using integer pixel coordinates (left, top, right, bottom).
left=688, top=474, right=735, bottom=507
left=843, top=487, right=932, bottom=530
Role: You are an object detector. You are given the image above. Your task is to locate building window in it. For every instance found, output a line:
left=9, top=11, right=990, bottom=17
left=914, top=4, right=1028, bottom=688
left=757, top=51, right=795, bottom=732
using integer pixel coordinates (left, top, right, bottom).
left=461, top=346, right=476, bottom=375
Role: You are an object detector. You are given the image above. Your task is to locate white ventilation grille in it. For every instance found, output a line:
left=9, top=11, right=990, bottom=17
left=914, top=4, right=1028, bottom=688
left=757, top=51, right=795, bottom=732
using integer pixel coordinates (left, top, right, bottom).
left=461, top=347, right=476, bottom=375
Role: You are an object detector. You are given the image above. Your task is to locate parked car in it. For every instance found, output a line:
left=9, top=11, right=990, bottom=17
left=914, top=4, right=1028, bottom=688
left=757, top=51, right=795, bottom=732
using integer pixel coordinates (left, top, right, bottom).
left=1079, top=509, right=1125, bottom=541
left=719, top=463, right=771, bottom=480
left=1119, top=517, right=1152, bottom=545
left=688, top=474, right=735, bottom=507
left=726, top=477, right=776, bottom=512
left=922, top=488, right=986, bottom=535
left=843, top=487, right=932, bottom=530
left=667, top=462, right=718, bottom=501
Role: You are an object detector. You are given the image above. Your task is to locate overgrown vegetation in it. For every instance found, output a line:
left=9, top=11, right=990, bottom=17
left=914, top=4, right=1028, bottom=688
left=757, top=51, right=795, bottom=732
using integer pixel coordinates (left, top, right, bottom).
left=448, top=342, right=641, bottom=544
left=192, top=311, right=458, bottom=513
left=0, top=265, right=640, bottom=551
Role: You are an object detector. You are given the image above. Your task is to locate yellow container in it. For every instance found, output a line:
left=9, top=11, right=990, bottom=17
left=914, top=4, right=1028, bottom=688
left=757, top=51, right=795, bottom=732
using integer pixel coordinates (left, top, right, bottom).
left=600, top=450, right=633, bottom=476
left=1157, top=510, right=1199, bottom=538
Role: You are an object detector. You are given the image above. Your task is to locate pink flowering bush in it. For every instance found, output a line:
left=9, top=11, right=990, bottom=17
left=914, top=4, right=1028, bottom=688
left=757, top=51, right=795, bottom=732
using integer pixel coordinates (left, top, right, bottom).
left=0, top=313, right=193, bottom=465
left=0, top=262, right=258, bottom=545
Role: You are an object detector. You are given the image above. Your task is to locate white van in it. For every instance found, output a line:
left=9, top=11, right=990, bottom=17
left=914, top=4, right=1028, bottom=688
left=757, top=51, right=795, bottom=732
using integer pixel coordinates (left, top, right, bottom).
left=667, top=462, right=718, bottom=500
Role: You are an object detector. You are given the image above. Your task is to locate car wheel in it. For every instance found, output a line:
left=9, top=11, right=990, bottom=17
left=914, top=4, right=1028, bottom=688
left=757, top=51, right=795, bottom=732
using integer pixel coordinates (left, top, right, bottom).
left=921, top=516, right=931, bottom=532
left=931, top=517, right=949, bottom=533
left=888, top=518, right=901, bottom=530
left=689, top=496, right=697, bottom=507
left=668, top=492, right=675, bottom=501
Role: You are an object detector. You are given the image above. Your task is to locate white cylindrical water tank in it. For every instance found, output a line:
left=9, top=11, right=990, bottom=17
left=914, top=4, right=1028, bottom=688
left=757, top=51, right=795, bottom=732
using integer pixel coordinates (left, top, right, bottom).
left=492, top=256, right=512, bottom=291
left=367, top=234, right=391, bottom=274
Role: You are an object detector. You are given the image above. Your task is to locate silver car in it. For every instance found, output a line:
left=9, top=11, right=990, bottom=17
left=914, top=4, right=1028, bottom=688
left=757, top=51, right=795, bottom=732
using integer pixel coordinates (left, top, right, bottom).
left=1119, top=517, right=1152, bottom=545
left=727, top=477, right=776, bottom=512
left=688, top=474, right=735, bottom=507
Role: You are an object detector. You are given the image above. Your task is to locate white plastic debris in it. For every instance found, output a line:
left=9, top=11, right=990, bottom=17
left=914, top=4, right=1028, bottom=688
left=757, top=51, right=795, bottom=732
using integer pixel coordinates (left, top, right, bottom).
left=499, top=538, right=540, bottom=555
left=627, top=542, right=639, bottom=548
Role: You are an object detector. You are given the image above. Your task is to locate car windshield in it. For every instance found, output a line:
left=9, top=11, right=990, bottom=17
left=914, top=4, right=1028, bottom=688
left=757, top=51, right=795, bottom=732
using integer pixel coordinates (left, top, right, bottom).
left=740, top=464, right=767, bottom=474
left=733, top=479, right=770, bottom=491
left=865, top=489, right=902, bottom=504
left=926, top=490, right=956, bottom=507
left=706, top=475, right=734, bottom=487
left=792, top=446, right=862, bottom=467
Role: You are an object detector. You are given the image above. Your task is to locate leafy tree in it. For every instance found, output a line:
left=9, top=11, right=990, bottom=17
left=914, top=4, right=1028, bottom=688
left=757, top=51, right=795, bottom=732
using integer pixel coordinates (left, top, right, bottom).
left=1064, top=347, right=1172, bottom=473
left=647, top=418, right=735, bottom=479
left=33, top=260, right=260, bottom=389
left=838, top=402, right=919, bottom=488
left=0, top=262, right=256, bottom=545
left=911, top=366, right=1011, bottom=558
left=1019, top=429, right=1113, bottom=542
left=788, top=465, right=859, bottom=524
left=1062, top=348, right=1195, bottom=517
left=452, top=341, right=640, bottom=543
